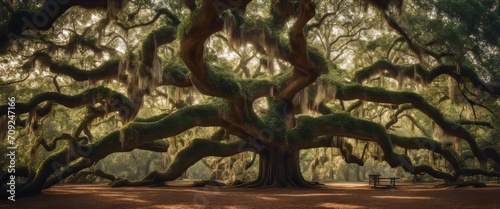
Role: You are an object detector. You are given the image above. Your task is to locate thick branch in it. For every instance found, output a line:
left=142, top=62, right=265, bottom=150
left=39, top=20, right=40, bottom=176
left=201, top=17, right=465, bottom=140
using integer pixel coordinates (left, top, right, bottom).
left=353, top=60, right=498, bottom=96
left=288, top=112, right=455, bottom=180
left=2, top=104, right=225, bottom=197
left=112, top=139, right=253, bottom=187
left=0, top=87, right=136, bottom=119
left=335, top=84, right=500, bottom=164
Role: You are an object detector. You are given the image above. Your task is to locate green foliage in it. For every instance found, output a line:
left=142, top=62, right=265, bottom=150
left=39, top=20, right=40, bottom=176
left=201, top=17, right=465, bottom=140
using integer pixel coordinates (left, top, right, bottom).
left=206, top=63, right=243, bottom=96
left=176, top=8, right=199, bottom=38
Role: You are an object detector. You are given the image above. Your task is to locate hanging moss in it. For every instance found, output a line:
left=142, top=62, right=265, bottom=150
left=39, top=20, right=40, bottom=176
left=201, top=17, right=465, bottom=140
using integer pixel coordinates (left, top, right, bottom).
left=141, top=26, right=176, bottom=58
left=288, top=112, right=392, bottom=151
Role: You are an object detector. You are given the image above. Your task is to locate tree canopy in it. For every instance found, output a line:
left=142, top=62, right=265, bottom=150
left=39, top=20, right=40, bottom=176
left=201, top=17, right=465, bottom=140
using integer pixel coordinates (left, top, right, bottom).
left=1, top=0, right=500, bottom=197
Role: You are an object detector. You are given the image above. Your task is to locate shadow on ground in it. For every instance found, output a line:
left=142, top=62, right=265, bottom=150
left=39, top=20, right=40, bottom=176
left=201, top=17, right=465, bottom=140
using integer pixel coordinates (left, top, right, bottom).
left=2, top=182, right=500, bottom=208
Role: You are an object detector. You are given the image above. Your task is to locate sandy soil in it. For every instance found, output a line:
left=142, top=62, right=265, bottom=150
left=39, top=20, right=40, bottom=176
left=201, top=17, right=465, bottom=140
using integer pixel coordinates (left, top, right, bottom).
left=1, top=181, right=500, bottom=209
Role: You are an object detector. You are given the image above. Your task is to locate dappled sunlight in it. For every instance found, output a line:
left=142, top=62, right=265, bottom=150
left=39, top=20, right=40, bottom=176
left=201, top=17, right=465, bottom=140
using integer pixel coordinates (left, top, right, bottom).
left=149, top=204, right=205, bottom=209
left=317, top=203, right=367, bottom=208
left=274, top=193, right=349, bottom=197
left=372, top=196, right=432, bottom=200
left=9, top=183, right=500, bottom=209
left=254, top=195, right=280, bottom=201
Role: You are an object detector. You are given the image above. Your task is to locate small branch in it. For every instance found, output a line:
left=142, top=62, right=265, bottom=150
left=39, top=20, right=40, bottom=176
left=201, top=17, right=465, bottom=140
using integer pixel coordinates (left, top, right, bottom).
left=458, top=120, right=494, bottom=129
left=0, top=73, right=30, bottom=86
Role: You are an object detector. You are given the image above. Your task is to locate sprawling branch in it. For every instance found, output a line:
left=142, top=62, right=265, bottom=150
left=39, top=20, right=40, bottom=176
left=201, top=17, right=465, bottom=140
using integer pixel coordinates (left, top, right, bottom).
left=353, top=60, right=499, bottom=96
left=111, top=139, right=253, bottom=187
left=2, top=0, right=122, bottom=47
left=388, top=134, right=461, bottom=176
left=334, top=84, right=500, bottom=164
left=30, top=52, right=192, bottom=88
left=116, top=8, right=180, bottom=30
left=0, top=87, right=136, bottom=120
left=1, top=104, right=225, bottom=197
left=288, top=112, right=455, bottom=180
left=375, top=7, right=454, bottom=62
left=34, top=133, right=83, bottom=152
left=458, top=120, right=494, bottom=129
left=67, top=169, right=117, bottom=183
left=33, top=52, right=122, bottom=82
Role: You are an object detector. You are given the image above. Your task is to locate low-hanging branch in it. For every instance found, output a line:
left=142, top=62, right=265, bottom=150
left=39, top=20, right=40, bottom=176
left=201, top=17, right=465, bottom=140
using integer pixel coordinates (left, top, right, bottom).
left=392, top=139, right=498, bottom=179
left=67, top=169, right=117, bottom=183
left=388, top=134, right=462, bottom=176
left=2, top=104, right=227, bottom=197
left=111, top=138, right=253, bottom=187
left=334, top=84, right=500, bottom=165
left=307, top=136, right=365, bottom=166
left=288, top=112, right=455, bottom=180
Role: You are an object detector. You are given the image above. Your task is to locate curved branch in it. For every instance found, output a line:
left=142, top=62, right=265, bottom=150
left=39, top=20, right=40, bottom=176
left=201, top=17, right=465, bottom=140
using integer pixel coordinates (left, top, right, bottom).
left=3, top=0, right=112, bottom=46
left=32, top=52, right=192, bottom=87
left=33, top=52, right=122, bottom=82
left=353, top=60, right=498, bottom=96
left=112, top=139, right=253, bottom=187
left=180, top=1, right=238, bottom=99
left=0, top=86, right=136, bottom=120
left=116, top=8, right=180, bottom=30
left=335, top=84, right=500, bottom=164
left=288, top=112, right=455, bottom=180
left=67, top=169, right=117, bottom=182
left=388, top=134, right=461, bottom=175
left=2, top=104, right=225, bottom=197
left=276, top=0, right=323, bottom=100
left=34, top=133, right=81, bottom=152
left=458, top=120, right=494, bottom=129
left=140, top=26, right=177, bottom=76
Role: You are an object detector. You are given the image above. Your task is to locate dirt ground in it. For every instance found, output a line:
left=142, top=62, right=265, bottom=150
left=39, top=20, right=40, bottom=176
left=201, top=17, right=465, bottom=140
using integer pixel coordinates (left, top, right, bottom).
left=1, top=181, right=500, bottom=209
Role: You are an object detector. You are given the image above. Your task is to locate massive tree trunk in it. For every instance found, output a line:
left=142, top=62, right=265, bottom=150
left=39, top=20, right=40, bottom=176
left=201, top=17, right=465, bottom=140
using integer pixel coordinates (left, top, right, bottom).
left=238, top=146, right=314, bottom=188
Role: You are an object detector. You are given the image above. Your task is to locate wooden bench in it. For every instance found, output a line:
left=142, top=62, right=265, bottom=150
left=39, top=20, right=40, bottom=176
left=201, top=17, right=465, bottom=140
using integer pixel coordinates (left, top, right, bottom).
left=369, top=174, right=398, bottom=188
left=368, top=174, right=380, bottom=186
